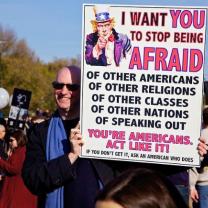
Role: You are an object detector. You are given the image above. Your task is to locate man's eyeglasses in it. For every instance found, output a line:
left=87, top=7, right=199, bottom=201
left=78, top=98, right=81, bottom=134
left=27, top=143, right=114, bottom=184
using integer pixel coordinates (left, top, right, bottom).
left=52, top=81, right=80, bottom=91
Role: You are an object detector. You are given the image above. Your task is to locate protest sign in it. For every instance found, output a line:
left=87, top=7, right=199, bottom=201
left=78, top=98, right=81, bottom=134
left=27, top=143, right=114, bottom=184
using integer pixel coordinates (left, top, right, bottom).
left=80, top=4, right=207, bottom=166
left=8, top=88, right=31, bottom=130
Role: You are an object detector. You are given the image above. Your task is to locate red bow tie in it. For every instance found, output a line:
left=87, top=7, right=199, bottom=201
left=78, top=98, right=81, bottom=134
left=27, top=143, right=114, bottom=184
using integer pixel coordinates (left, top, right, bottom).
left=108, top=34, right=114, bottom=42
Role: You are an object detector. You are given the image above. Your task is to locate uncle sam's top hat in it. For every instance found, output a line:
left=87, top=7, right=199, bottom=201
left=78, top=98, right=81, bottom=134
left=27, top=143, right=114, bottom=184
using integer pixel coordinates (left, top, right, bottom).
left=91, top=5, right=114, bottom=23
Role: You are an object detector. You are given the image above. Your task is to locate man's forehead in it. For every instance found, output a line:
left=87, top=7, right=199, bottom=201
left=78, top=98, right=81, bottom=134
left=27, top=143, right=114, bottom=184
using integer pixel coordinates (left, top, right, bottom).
left=56, top=68, right=71, bottom=79
left=56, top=67, right=80, bottom=83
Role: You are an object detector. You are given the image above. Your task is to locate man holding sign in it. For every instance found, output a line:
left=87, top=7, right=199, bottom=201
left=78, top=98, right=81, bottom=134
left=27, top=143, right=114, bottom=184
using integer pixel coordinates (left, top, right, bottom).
left=22, top=66, right=116, bottom=208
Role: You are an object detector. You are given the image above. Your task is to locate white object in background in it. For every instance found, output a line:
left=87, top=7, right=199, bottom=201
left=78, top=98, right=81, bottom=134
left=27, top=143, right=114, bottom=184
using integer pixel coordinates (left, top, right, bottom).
left=0, top=88, right=9, bottom=109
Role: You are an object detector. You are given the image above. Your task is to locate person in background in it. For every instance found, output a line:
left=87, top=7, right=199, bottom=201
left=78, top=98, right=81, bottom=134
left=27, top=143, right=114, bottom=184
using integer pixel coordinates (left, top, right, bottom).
left=0, top=118, right=8, bottom=160
left=0, top=129, right=37, bottom=208
left=0, top=118, right=9, bottom=191
left=85, top=5, right=131, bottom=67
left=189, top=107, right=208, bottom=208
left=95, top=168, right=188, bottom=208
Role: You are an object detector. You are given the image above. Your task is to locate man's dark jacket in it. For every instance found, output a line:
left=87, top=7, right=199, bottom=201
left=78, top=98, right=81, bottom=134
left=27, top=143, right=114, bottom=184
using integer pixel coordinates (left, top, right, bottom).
left=22, top=118, right=117, bottom=207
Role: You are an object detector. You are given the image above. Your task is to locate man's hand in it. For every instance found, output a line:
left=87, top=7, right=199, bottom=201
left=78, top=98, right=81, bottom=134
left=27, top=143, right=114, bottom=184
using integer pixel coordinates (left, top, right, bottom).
left=190, top=187, right=199, bottom=203
left=97, top=36, right=107, bottom=50
left=68, top=122, right=84, bottom=164
left=93, top=36, right=107, bottom=58
left=198, top=137, right=208, bottom=157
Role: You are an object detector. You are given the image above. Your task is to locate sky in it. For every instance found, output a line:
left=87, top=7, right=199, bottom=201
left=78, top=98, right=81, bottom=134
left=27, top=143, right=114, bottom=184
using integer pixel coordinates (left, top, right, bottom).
left=0, top=0, right=208, bottom=63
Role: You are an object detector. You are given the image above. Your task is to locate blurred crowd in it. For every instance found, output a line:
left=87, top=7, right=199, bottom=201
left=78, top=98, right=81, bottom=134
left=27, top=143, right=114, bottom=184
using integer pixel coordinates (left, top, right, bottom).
left=0, top=108, right=51, bottom=207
